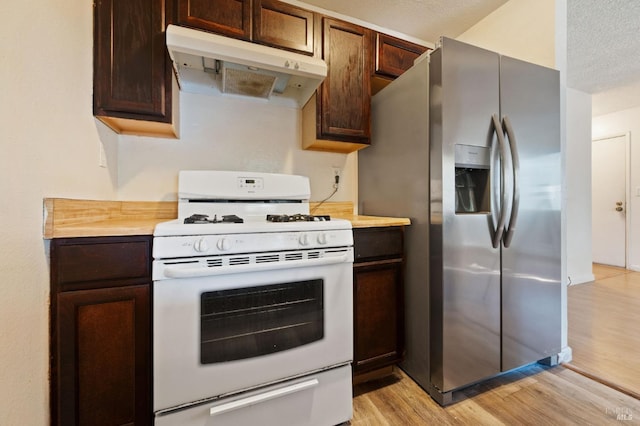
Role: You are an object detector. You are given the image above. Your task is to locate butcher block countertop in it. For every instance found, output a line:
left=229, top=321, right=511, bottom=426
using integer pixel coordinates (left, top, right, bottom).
left=43, top=199, right=410, bottom=239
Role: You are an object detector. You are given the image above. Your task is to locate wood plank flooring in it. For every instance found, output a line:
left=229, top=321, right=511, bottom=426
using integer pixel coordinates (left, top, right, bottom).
left=352, top=365, right=640, bottom=424
left=567, top=263, right=640, bottom=398
left=350, top=263, right=640, bottom=425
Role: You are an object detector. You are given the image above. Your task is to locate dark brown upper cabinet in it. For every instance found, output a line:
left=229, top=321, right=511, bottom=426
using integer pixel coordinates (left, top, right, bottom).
left=93, top=0, right=177, bottom=138
left=375, top=33, right=429, bottom=78
left=372, top=33, right=430, bottom=95
left=177, top=0, right=252, bottom=40
left=176, top=0, right=315, bottom=55
left=302, top=17, right=372, bottom=153
left=253, top=0, right=315, bottom=55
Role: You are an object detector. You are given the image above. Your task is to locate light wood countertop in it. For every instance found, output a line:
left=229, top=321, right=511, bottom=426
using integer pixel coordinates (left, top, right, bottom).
left=337, top=215, right=411, bottom=228
left=43, top=198, right=177, bottom=239
left=43, top=199, right=410, bottom=239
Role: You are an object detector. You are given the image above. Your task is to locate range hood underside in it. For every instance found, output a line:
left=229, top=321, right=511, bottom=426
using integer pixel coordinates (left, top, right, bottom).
left=166, top=24, right=327, bottom=108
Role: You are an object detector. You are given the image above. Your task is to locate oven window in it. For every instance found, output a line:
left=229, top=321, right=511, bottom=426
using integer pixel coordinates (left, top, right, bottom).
left=200, top=279, right=324, bottom=363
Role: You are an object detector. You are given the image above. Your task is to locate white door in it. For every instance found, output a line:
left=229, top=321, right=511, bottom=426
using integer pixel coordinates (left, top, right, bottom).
left=592, top=135, right=627, bottom=267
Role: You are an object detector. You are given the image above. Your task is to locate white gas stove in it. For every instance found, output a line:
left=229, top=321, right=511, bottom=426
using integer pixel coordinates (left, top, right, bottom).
left=152, top=171, right=354, bottom=426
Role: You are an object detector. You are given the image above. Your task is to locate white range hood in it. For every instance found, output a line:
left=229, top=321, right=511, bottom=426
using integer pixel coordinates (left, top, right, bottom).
left=165, top=25, right=327, bottom=108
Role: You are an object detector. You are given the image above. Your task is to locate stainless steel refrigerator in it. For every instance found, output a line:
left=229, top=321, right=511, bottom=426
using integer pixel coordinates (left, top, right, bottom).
left=358, top=37, right=561, bottom=405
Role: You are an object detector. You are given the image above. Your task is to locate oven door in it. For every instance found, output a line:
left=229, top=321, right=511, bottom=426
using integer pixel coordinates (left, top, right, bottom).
left=153, top=255, right=353, bottom=412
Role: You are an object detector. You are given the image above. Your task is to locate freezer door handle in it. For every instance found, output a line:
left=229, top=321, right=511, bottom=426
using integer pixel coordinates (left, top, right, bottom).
left=502, top=115, right=520, bottom=248
left=491, top=114, right=508, bottom=249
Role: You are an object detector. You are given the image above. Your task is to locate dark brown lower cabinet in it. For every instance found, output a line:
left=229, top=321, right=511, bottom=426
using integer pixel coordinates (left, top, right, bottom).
left=50, top=236, right=152, bottom=426
left=353, top=227, right=405, bottom=379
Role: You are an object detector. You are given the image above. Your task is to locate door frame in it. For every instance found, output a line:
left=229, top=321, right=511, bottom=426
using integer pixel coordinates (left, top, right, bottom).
left=592, top=132, right=631, bottom=269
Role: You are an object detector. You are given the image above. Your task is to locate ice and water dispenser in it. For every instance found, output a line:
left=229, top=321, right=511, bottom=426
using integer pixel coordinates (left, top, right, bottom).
left=454, top=144, right=490, bottom=214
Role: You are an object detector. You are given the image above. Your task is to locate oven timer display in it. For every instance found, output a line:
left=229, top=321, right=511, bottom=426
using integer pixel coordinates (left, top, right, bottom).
left=238, top=177, right=264, bottom=190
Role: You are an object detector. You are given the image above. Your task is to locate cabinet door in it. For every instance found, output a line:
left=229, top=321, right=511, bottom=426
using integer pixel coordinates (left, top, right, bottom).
left=55, top=285, right=151, bottom=426
left=374, top=33, right=429, bottom=78
left=319, top=18, right=372, bottom=143
left=93, top=0, right=174, bottom=135
left=253, top=0, right=315, bottom=55
left=353, top=260, right=404, bottom=374
left=177, top=0, right=251, bottom=40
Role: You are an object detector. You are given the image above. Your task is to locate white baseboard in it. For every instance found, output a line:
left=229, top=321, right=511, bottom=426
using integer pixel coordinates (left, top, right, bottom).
left=568, top=273, right=595, bottom=285
left=628, top=264, right=640, bottom=272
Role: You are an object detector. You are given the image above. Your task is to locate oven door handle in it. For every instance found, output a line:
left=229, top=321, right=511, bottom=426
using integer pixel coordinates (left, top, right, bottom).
left=160, top=253, right=351, bottom=279
left=209, top=378, right=319, bottom=417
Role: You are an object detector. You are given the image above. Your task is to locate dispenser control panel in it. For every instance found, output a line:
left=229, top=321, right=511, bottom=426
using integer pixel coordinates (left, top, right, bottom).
left=455, top=144, right=490, bottom=169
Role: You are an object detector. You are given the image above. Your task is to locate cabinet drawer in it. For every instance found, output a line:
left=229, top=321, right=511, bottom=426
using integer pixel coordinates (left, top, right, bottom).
left=51, top=236, right=151, bottom=288
left=154, top=366, right=352, bottom=426
left=353, top=227, right=403, bottom=262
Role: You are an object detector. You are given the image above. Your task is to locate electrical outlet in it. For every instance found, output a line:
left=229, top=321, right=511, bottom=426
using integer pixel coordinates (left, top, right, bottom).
left=98, top=140, right=107, bottom=168
left=332, top=167, right=341, bottom=189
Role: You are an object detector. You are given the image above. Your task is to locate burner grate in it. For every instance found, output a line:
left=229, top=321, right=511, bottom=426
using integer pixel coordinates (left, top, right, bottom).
left=184, top=214, right=244, bottom=224
left=266, top=214, right=330, bottom=222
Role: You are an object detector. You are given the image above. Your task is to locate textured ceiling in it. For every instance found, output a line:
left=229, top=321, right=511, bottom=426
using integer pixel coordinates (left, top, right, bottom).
left=567, top=0, right=640, bottom=115
left=298, top=0, right=640, bottom=116
left=567, top=0, right=640, bottom=93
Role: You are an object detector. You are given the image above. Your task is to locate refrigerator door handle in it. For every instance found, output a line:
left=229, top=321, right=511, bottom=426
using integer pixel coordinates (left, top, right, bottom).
left=491, top=114, right=508, bottom=249
left=502, top=115, right=520, bottom=248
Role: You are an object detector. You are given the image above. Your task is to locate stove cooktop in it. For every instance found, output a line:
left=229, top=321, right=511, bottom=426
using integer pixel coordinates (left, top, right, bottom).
left=154, top=215, right=351, bottom=237
left=182, top=213, right=332, bottom=225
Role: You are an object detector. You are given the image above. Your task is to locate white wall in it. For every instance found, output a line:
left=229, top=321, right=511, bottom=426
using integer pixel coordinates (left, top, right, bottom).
left=566, top=89, right=594, bottom=284
left=593, top=107, right=640, bottom=270
left=457, top=0, right=556, bottom=68
left=117, top=93, right=357, bottom=202
left=0, top=1, right=119, bottom=424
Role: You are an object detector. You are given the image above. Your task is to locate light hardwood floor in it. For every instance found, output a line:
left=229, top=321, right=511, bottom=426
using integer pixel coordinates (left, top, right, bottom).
left=567, top=263, right=640, bottom=398
left=351, top=263, right=640, bottom=425
left=352, top=365, right=640, bottom=424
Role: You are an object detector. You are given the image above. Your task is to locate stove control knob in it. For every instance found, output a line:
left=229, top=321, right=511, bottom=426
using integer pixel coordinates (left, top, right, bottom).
left=217, top=238, right=232, bottom=251
left=298, top=233, right=310, bottom=246
left=317, top=233, right=328, bottom=245
left=194, top=238, right=208, bottom=253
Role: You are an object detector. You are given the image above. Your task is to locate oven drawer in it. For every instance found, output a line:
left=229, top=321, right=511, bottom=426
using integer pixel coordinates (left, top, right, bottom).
left=154, top=365, right=352, bottom=426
